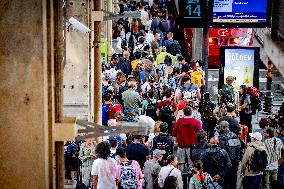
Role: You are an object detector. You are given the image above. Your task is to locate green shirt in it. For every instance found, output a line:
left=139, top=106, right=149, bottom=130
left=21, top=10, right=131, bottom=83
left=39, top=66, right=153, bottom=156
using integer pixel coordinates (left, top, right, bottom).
left=122, top=89, right=141, bottom=109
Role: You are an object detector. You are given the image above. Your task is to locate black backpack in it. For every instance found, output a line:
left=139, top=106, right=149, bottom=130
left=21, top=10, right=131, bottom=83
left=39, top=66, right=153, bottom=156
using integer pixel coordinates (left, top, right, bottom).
left=249, top=146, right=268, bottom=173
left=159, top=19, right=169, bottom=32
left=159, top=101, right=174, bottom=133
left=219, top=132, right=242, bottom=162
left=168, top=41, right=181, bottom=56
left=146, top=100, right=158, bottom=121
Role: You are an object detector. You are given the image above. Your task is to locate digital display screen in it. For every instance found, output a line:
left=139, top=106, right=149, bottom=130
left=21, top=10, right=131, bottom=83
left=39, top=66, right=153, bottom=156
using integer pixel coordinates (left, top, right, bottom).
left=212, top=0, right=269, bottom=25
left=224, top=48, right=255, bottom=88
left=179, top=0, right=208, bottom=28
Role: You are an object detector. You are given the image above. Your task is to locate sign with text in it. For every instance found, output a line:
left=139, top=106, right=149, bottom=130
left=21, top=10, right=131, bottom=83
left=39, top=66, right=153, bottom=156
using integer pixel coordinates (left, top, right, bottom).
left=224, top=48, right=255, bottom=88
left=209, top=0, right=272, bottom=28
left=219, top=46, right=260, bottom=89
left=179, top=0, right=208, bottom=28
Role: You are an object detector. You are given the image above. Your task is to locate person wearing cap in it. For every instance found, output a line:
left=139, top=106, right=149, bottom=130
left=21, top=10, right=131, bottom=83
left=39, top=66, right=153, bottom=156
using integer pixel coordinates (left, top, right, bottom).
left=143, top=149, right=165, bottom=189
left=218, top=120, right=242, bottom=189
left=152, top=122, right=174, bottom=166
left=241, top=132, right=266, bottom=189
left=128, top=26, right=139, bottom=53
left=125, top=134, right=150, bottom=169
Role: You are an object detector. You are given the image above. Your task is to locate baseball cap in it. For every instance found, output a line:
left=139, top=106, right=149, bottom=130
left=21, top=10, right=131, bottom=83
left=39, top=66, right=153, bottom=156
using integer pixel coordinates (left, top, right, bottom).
left=133, top=27, right=139, bottom=32
left=152, top=149, right=166, bottom=158
left=249, top=132, right=262, bottom=141
left=108, top=136, right=118, bottom=141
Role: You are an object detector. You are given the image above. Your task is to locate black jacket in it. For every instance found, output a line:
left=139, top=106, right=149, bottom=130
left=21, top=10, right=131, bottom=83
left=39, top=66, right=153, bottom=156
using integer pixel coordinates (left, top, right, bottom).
left=190, top=141, right=211, bottom=162
left=219, top=130, right=243, bottom=166
left=201, top=146, right=232, bottom=180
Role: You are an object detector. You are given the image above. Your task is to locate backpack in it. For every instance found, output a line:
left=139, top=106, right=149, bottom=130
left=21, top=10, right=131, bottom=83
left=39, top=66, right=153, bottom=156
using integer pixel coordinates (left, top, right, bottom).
left=145, top=100, right=158, bottom=121
left=159, top=101, right=173, bottom=123
left=108, top=104, right=123, bottom=120
left=219, top=132, right=242, bottom=162
left=119, top=160, right=138, bottom=189
left=153, top=134, right=173, bottom=159
left=191, top=173, right=213, bottom=189
left=249, top=146, right=268, bottom=173
left=181, top=83, right=198, bottom=102
left=247, top=86, right=261, bottom=115
left=168, top=41, right=181, bottom=56
left=159, top=19, right=169, bottom=32
left=220, top=84, right=235, bottom=103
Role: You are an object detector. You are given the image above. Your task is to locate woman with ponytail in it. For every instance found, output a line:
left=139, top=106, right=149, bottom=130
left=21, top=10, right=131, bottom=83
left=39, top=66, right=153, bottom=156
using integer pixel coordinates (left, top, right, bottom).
left=189, top=160, right=214, bottom=189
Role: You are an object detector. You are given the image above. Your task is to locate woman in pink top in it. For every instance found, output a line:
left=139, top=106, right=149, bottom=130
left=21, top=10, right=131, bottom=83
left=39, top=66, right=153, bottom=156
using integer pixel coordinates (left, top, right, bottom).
left=116, top=147, right=143, bottom=189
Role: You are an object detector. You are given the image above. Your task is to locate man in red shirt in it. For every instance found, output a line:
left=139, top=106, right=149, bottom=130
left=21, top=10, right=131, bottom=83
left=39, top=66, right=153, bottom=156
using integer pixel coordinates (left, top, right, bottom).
left=173, top=105, right=202, bottom=172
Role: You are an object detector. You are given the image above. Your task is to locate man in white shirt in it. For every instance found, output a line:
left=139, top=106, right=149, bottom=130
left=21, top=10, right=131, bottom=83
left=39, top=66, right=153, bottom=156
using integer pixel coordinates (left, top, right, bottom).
left=91, top=141, right=117, bottom=189
left=137, top=4, right=149, bottom=21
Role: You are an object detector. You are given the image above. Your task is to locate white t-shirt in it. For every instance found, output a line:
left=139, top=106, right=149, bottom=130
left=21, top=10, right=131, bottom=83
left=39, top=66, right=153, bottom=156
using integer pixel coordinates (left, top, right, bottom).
left=91, top=157, right=117, bottom=189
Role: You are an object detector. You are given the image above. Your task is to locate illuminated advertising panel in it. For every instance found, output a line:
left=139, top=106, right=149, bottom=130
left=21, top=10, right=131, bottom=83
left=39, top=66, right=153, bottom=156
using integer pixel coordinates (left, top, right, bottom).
left=224, top=48, right=254, bottom=88
left=219, top=46, right=260, bottom=89
left=209, top=0, right=272, bottom=28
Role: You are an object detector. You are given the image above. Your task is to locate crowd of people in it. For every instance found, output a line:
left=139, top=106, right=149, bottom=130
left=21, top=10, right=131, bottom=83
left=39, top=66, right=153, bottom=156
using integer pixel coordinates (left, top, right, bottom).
left=64, top=1, right=284, bottom=189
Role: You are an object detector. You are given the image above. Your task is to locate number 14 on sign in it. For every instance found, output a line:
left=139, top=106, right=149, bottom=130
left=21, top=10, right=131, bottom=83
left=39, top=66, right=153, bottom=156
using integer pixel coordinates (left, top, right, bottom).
left=186, top=0, right=201, bottom=18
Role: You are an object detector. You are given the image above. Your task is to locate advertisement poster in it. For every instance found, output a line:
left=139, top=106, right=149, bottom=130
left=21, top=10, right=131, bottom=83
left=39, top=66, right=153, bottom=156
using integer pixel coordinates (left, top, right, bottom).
left=100, top=38, right=108, bottom=62
left=224, top=48, right=255, bottom=88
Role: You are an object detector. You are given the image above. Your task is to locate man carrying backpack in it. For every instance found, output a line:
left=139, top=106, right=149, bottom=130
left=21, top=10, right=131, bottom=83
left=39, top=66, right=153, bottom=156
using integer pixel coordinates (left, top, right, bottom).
left=152, top=122, right=174, bottom=166
left=219, top=76, right=236, bottom=104
left=241, top=132, right=267, bottom=189
left=163, top=32, right=181, bottom=56
left=190, top=130, right=210, bottom=163
left=201, top=137, right=232, bottom=188
left=177, top=76, right=201, bottom=103
left=218, top=121, right=242, bottom=189
left=157, top=88, right=177, bottom=134
left=263, top=127, right=284, bottom=189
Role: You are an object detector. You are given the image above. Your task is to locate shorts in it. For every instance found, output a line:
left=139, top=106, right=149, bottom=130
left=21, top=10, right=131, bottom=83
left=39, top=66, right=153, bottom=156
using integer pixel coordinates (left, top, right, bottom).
left=177, top=147, right=192, bottom=166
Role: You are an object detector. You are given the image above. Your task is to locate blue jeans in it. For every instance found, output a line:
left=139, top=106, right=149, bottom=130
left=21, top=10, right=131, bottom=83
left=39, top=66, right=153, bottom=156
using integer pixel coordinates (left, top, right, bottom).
left=242, top=175, right=263, bottom=189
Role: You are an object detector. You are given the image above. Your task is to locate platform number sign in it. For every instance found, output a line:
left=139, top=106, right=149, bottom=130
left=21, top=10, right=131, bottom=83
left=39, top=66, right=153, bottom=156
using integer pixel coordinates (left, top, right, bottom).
left=180, top=0, right=208, bottom=28
left=186, top=0, right=201, bottom=18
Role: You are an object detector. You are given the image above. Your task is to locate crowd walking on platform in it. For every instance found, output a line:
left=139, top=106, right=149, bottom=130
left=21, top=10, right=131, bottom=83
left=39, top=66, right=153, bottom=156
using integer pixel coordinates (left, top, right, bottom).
left=64, top=1, right=284, bottom=189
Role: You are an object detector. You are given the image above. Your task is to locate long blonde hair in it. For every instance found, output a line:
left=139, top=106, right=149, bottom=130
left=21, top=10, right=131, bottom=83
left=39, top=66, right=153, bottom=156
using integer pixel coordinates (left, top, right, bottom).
left=154, top=121, right=162, bottom=136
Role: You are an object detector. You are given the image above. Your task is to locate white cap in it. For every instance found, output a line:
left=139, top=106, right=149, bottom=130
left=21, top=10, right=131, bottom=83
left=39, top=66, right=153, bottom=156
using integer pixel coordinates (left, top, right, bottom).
left=249, top=132, right=262, bottom=141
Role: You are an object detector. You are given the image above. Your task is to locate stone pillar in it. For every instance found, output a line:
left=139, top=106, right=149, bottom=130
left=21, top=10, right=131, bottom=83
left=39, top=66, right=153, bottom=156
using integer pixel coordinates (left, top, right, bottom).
left=192, top=28, right=203, bottom=61
left=63, top=0, right=89, bottom=120
left=0, top=0, right=52, bottom=188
